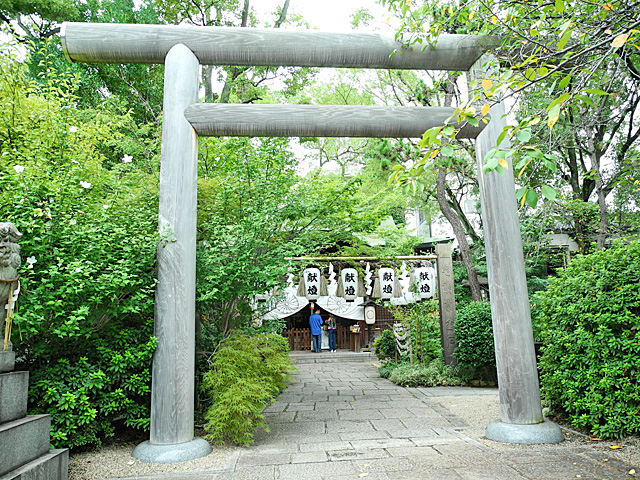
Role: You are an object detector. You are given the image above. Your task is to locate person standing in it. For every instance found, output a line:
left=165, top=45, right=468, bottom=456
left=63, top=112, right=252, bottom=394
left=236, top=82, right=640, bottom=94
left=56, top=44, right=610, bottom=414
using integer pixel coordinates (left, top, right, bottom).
left=327, top=314, right=337, bottom=352
left=309, top=303, right=323, bottom=352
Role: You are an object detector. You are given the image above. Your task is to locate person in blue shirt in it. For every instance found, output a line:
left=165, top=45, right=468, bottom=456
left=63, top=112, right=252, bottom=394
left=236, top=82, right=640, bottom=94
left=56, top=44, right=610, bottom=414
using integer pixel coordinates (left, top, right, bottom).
left=309, top=303, right=323, bottom=352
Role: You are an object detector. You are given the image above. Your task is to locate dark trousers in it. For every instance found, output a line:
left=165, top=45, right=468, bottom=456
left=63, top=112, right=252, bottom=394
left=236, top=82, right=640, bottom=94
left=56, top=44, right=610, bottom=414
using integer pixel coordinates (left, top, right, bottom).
left=312, top=334, right=322, bottom=352
left=328, top=329, right=336, bottom=351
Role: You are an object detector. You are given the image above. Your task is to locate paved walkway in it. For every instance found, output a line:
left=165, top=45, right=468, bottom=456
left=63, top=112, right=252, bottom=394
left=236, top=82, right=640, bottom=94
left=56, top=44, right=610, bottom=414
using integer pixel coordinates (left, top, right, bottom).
left=131, top=352, right=639, bottom=480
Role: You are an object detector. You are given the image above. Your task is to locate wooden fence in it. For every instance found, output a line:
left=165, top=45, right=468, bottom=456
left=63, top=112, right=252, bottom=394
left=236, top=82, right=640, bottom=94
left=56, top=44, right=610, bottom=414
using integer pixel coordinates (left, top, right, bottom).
left=284, top=325, right=351, bottom=351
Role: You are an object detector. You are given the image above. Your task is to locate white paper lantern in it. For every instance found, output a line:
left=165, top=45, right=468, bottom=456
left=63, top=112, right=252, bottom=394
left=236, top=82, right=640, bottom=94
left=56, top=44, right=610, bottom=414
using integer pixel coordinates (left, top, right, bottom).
left=378, top=267, right=395, bottom=300
left=364, top=305, right=376, bottom=325
left=304, top=267, right=321, bottom=300
left=415, top=266, right=436, bottom=299
left=341, top=268, right=358, bottom=302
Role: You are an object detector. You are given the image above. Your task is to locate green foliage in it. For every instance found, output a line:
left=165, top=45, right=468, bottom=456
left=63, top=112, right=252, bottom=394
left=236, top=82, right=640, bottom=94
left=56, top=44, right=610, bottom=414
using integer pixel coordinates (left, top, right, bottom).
left=373, top=329, right=396, bottom=361
left=378, top=360, right=401, bottom=379
left=453, top=301, right=496, bottom=379
left=28, top=322, right=156, bottom=448
left=388, top=300, right=442, bottom=363
left=538, top=240, right=640, bottom=439
left=201, top=332, right=295, bottom=446
left=385, top=359, right=463, bottom=387
left=1, top=48, right=159, bottom=449
left=383, top=0, right=640, bottom=217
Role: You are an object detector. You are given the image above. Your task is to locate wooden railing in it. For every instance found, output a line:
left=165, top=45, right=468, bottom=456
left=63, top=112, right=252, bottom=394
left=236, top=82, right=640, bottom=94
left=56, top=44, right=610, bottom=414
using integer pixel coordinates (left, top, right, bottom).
left=284, top=328, right=311, bottom=351
left=284, top=325, right=352, bottom=351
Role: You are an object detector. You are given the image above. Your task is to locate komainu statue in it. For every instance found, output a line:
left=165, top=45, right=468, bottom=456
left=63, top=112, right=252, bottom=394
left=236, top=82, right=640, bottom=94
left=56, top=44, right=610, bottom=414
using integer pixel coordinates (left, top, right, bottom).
left=0, top=222, right=21, bottom=351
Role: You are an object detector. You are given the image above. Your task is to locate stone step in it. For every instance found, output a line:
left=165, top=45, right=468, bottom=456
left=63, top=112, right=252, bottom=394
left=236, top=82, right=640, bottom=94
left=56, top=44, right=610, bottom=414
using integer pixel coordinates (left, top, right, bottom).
left=0, top=415, right=51, bottom=477
left=0, top=371, right=28, bottom=423
left=0, top=448, right=69, bottom=480
left=290, top=351, right=376, bottom=364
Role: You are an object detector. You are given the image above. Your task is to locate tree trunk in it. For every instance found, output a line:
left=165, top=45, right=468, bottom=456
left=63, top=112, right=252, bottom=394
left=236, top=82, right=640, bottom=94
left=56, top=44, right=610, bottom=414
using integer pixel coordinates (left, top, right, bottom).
left=436, top=167, right=482, bottom=301
left=439, top=71, right=482, bottom=300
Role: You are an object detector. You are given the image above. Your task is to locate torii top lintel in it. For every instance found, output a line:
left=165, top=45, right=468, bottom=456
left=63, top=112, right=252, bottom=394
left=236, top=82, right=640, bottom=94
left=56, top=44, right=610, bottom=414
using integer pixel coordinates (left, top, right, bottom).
left=61, top=22, right=499, bottom=71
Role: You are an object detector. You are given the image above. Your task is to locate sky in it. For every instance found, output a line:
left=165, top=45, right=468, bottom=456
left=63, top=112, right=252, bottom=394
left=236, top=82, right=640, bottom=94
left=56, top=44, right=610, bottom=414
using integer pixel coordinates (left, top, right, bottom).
left=253, top=0, right=396, bottom=33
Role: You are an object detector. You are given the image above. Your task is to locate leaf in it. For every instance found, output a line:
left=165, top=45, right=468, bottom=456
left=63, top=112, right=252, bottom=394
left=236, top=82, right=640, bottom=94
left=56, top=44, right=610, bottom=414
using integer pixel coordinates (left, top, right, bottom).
left=609, top=445, right=623, bottom=449
left=481, top=79, right=493, bottom=91
left=555, top=0, right=564, bottom=12
left=543, top=158, right=558, bottom=173
left=559, top=74, right=571, bottom=89
left=441, top=145, right=454, bottom=157
left=516, top=128, right=532, bottom=143
left=603, top=3, right=614, bottom=10
left=491, top=15, right=497, bottom=24
left=518, top=158, right=533, bottom=178
left=557, top=27, right=573, bottom=50
left=519, top=187, right=528, bottom=208
left=496, top=129, right=508, bottom=146
left=481, top=103, right=490, bottom=116
left=525, top=189, right=539, bottom=208
left=584, top=88, right=609, bottom=95
left=442, top=125, right=455, bottom=136
left=547, top=104, right=561, bottom=129
left=612, top=33, right=629, bottom=48
left=498, top=157, right=509, bottom=169
left=541, top=185, right=557, bottom=201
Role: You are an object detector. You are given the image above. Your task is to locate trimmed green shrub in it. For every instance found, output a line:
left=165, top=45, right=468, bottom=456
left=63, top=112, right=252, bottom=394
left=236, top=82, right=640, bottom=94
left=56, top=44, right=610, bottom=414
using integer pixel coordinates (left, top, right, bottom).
left=453, top=301, right=496, bottom=380
left=538, top=240, right=640, bottom=439
left=373, top=329, right=396, bottom=361
left=201, top=332, right=295, bottom=445
left=386, top=358, right=463, bottom=387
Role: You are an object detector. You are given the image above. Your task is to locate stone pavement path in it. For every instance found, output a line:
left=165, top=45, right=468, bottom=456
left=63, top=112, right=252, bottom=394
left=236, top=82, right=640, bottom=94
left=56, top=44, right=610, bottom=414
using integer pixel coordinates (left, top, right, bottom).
left=128, top=353, right=639, bottom=480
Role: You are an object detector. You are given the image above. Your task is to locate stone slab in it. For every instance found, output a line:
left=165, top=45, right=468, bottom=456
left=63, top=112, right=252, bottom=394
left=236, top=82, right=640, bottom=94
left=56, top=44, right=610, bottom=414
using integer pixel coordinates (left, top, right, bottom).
left=0, top=415, right=51, bottom=477
left=485, top=419, right=565, bottom=444
left=0, top=448, right=69, bottom=480
left=131, top=437, right=212, bottom=464
left=0, top=371, right=28, bottom=423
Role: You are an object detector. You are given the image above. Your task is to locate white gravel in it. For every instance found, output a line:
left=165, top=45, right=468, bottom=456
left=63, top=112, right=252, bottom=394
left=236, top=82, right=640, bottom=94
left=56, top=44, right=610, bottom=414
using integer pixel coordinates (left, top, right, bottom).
left=432, top=394, right=640, bottom=471
left=68, top=441, right=239, bottom=480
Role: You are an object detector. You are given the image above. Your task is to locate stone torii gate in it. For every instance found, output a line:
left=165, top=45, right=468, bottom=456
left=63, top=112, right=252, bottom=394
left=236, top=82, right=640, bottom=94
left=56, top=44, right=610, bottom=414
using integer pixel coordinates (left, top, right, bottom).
left=61, top=22, right=563, bottom=462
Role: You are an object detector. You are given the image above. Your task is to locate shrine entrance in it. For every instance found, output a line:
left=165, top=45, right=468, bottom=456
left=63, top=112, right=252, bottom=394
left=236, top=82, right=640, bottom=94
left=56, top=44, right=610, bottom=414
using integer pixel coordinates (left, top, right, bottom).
left=61, top=21, right=561, bottom=462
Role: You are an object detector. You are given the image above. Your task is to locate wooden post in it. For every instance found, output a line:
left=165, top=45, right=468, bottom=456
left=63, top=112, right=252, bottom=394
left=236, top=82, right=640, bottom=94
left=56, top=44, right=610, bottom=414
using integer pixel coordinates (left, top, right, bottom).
left=471, top=56, right=563, bottom=443
left=435, top=244, right=457, bottom=365
left=132, top=44, right=212, bottom=463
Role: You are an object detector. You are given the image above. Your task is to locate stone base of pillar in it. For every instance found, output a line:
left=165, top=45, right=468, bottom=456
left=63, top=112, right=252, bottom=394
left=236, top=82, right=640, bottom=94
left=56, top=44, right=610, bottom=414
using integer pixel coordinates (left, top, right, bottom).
left=132, top=437, right=212, bottom=464
left=485, top=419, right=565, bottom=444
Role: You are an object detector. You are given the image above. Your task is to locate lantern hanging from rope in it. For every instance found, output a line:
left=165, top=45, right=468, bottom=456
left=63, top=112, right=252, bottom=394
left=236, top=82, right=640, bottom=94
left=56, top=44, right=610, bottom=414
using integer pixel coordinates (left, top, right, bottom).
left=414, top=266, right=436, bottom=299
left=303, top=267, right=321, bottom=300
left=378, top=267, right=395, bottom=300
left=340, top=268, right=358, bottom=302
